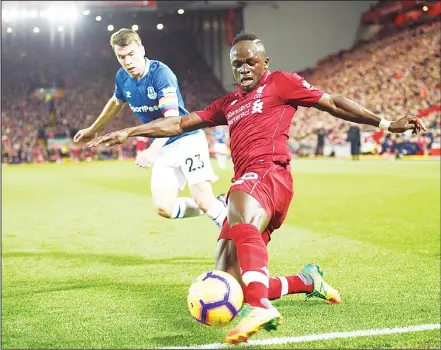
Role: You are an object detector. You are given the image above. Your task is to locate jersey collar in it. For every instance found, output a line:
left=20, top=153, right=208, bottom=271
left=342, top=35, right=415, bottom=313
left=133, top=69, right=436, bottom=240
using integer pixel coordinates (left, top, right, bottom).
left=140, top=58, right=150, bottom=79
left=235, top=70, right=271, bottom=94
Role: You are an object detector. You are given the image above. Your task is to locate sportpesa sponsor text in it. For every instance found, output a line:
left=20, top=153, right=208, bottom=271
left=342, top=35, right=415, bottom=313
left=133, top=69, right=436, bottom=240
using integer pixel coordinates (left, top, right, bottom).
left=129, top=104, right=160, bottom=113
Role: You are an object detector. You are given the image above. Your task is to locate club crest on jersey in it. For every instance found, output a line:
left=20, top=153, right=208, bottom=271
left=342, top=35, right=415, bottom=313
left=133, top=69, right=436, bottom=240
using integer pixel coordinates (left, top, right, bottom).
left=147, top=86, right=157, bottom=99
left=254, top=84, right=266, bottom=99
left=125, top=91, right=131, bottom=98
left=256, top=84, right=266, bottom=94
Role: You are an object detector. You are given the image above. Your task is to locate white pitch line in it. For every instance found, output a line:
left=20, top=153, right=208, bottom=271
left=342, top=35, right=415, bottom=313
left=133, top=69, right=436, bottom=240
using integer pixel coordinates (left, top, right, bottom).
left=162, top=323, right=440, bottom=349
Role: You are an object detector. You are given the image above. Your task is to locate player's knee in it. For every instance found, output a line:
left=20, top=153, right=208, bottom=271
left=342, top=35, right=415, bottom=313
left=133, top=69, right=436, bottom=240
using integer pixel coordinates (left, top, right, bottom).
left=193, top=196, right=210, bottom=213
left=155, top=206, right=173, bottom=219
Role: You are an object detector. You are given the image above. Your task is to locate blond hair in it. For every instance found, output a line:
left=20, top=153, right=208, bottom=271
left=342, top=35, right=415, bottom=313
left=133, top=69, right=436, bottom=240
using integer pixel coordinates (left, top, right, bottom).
left=110, top=28, right=142, bottom=50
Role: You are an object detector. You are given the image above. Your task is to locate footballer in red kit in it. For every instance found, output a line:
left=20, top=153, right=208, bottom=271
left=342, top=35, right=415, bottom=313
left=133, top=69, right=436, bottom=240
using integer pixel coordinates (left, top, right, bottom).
left=196, top=69, right=324, bottom=245
left=87, top=32, right=426, bottom=345
left=197, top=70, right=323, bottom=178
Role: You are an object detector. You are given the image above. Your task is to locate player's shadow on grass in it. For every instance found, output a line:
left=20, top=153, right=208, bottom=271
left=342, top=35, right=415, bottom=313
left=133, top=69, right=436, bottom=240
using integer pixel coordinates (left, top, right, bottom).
left=4, top=274, right=190, bottom=298
left=3, top=252, right=214, bottom=298
left=3, top=281, right=119, bottom=297
left=2, top=251, right=214, bottom=267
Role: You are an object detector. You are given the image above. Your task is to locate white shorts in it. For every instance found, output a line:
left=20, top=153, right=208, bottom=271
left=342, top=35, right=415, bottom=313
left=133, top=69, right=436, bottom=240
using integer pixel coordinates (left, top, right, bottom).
left=151, top=131, right=216, bottom=191
left=213, top=142, right=228, bottom=155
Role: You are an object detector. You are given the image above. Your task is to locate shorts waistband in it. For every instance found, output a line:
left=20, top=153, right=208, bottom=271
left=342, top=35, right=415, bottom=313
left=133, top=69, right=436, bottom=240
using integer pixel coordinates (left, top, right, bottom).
left=231, top=160, right=290, bottom=182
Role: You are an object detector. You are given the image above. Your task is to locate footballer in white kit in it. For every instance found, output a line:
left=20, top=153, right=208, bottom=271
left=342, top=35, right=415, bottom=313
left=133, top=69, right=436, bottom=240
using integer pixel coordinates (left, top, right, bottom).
left=74, top=28, right=227, bottom=228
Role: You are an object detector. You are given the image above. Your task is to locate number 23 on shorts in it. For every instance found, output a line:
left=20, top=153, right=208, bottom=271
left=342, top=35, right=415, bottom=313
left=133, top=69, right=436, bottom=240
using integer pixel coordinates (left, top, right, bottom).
left=185, top=154, right=205, bottom=172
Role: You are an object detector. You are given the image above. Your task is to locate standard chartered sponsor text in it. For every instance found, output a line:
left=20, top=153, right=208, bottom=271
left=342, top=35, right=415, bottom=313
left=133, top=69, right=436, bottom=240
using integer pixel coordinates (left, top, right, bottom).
left=227, top=102, right=251, bottom=125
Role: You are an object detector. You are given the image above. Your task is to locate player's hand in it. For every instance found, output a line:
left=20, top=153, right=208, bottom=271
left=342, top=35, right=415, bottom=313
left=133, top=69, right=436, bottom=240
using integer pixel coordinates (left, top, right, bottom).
left=135, top=148, right=159, bottom=168
left=73, top=127, right=97, bottom=143
left=87, top=130, right=129, bottom=148
left=389, top=115, right=427, bottom=134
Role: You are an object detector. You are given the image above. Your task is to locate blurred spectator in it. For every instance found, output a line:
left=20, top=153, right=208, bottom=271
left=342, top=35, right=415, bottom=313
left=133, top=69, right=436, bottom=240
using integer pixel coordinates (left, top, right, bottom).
left=347, top=125, right=361, bottom=160
left=291, top=19, right=440, bottom=158
left=314, top=125, right=326, bottom=156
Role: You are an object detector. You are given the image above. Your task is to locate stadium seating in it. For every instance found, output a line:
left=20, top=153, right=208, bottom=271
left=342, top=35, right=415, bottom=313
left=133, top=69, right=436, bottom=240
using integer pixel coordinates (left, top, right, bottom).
left=2, top=20, right=440, bottom=163
left=292, top=20, right=440, bottom=157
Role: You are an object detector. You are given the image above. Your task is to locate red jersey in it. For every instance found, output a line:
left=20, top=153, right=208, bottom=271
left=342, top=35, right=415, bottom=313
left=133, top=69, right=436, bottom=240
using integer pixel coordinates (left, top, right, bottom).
left=196, top=71, right=324, bottom=177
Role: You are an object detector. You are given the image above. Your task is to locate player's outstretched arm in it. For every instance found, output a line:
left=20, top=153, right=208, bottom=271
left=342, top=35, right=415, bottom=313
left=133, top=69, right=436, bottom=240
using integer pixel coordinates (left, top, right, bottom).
left=73, top=97, right=126, bottom=143
left=313, top=93, right=426, bottom=134
left=87, top=112, right=209, bottom=147
left=90, top=97, right=126, bottom=132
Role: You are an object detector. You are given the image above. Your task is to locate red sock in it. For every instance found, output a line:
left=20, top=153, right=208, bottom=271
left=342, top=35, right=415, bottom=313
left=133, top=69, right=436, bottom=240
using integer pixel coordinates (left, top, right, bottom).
left=230, top=223, right=269, bottom=308
left=268, top=275, right=313, bottom=300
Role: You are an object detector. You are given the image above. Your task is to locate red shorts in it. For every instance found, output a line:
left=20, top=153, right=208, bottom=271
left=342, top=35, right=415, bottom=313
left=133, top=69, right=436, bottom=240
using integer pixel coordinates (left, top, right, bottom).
left=219, top=161, right=294, bottom=245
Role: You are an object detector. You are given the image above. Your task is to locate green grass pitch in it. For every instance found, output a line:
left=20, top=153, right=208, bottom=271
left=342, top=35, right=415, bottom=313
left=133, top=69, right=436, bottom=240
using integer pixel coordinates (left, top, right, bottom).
left=2, top=159, right=440, bottom=348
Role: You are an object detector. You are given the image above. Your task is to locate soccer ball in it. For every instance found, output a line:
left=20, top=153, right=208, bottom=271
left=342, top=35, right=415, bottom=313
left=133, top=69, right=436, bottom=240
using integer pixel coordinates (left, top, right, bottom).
left=187, top=270, right=244, bottom=328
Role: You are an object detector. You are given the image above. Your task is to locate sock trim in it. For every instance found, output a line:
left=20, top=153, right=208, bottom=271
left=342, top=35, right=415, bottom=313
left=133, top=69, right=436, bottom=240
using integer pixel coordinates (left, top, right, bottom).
left=243, top=271, right=269, bottom=288
left=206, top=199, right=225, bottom=219
left=205, top=199, right=227, bottom=228
left=171, top=197, right=204, bottom=219
left=279, top=277, right=289, bottom=297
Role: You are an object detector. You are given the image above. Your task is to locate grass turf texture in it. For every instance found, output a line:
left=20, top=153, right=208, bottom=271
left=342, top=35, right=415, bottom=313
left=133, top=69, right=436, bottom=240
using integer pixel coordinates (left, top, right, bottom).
left=2, top=159, right=440, bottom=348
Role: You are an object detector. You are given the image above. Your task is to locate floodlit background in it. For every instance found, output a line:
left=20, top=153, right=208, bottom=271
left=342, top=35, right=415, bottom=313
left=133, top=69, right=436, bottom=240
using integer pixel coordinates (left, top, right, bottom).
left=2, top=1, right=440, bottom=349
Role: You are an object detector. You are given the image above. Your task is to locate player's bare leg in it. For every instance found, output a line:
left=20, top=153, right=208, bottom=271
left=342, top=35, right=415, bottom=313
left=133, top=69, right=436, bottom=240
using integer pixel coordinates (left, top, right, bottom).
left=189, top=181, right=227, bottom=229
left=157, top=182, right=225, bottom=229
left=151, top=184, right=182, bottom=218
left=216, top=239, right=241, bottom=282
left=150, top=163, right=226, bottom=228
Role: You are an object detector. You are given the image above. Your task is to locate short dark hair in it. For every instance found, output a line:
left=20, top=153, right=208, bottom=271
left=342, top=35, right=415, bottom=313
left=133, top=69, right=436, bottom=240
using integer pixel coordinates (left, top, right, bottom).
left=232, top=31, right=260, bottom=46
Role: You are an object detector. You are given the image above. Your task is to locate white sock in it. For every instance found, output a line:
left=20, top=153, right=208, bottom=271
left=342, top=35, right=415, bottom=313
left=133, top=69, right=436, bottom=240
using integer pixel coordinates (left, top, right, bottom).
left=205, top=198, right=227, bottom=228
left=171, top=197, right=204, bottom=218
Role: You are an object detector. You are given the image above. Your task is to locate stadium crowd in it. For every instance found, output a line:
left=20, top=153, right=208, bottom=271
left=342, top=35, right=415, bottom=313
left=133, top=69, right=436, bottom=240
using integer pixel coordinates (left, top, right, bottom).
left=2, top=19, right=440, bottom=164
left=292, top=20, right=440, bottom=157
